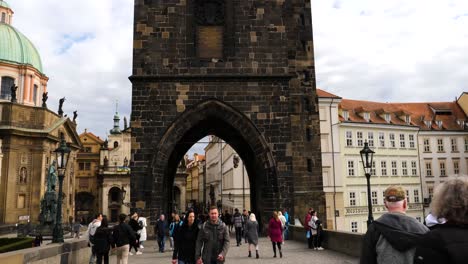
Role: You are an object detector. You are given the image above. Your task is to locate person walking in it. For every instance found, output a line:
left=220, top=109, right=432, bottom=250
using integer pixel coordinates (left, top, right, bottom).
left=268, top=211, right=283, bottom=258
left=88, top=213, right=103, bottom=264
left=195, top=206, right=230, bottom=264
left=360, top=186, right=429, bottom=264
left=138, top=213, right=147, bottom=249
left=309, top=210, right=324, bottom=250
left=278, top=211, right=286, bottom=244
left=245, top=213, right=259, bottom=259
left=304, top=208, right=313, bottom=249
left=414, top=178, right=468, bottom=264
left=73, top=218, right=82, bottom=238
left=172, top=211, right=199, bottom=264
left=94, top=217, right=113, bottom=264
left=112, top=214, right=136, bottom=264
left=242, top=209, right=249, bottom=244
left=155, top=214, right=167, bottom=253
left=169, top=214, right=181, bottom=251
left=282, top=209, right=289, bottom=240
left=232, top=208, right=243, bottom=246
left=128, top=212, right=142, bottom=255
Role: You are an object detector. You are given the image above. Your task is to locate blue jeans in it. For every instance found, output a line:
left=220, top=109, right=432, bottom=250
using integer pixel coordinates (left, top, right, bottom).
left=157, top=235, right=165, bottom=252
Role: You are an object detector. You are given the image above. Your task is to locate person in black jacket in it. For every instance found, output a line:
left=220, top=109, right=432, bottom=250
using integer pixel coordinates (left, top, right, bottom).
left=128, top=212, right=142, bottom=255
left=112, top=214, right=136, bottom=264
left=414, top=178, right=468, bottom=264
left=93, top=217, right=113, bottom=264
left=172, top=211, right=199, bottom=264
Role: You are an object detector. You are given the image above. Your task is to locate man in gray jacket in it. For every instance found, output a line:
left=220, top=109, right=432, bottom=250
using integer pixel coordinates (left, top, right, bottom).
left=360, top=186, right=429, bottom=264
left=196, top=206, right=230, bottom=264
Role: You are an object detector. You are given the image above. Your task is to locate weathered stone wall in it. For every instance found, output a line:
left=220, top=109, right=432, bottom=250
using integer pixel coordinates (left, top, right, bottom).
left=131, top=0, right=324, bottom=225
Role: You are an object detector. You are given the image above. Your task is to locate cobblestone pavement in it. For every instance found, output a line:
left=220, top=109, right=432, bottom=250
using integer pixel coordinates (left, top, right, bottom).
left=108, top=235, right=358, bottom=264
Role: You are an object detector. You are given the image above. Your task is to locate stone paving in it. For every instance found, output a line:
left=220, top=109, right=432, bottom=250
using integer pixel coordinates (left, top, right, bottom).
left=108, top=235, right=358, bottom=264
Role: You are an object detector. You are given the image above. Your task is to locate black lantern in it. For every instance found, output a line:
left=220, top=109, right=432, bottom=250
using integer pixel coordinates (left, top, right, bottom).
left=233, top=155, right=239, bottom=168
left=52, top=133, right=71, bottom=243
left=360, top=142, right=375, bottom=227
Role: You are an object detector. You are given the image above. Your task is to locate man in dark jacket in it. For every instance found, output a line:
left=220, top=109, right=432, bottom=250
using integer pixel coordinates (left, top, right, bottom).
left=196, top=206, right=230, bottom=264
left=155, top=214, right=167, bottom=253
left=232, top=208, right=243, bottom=246
left=360, top=186, right=429, bottom=264
left=112, top=214, right=136, bottom=264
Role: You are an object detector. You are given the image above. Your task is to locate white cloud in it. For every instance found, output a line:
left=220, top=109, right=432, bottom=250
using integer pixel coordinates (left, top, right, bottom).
left=7, top=0, right=467, bottom=141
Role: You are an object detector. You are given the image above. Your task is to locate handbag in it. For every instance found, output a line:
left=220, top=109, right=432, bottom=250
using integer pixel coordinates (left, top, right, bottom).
left=306, top=230, right=311, bottom=238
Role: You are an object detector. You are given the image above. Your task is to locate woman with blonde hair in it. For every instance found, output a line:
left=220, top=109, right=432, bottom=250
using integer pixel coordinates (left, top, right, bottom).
left=268, top=211, right=283, bottom=258
left=414, top=178, right=468, bottom=264
left=246, top=213, right=259, bottom=259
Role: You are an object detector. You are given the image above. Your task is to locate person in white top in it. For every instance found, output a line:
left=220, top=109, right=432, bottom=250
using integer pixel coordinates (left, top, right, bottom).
left=278, top=211, right=287, bottom=244
left=87, top=213, right=103, bottom=264
left=138, top=214, right=148, bottom=249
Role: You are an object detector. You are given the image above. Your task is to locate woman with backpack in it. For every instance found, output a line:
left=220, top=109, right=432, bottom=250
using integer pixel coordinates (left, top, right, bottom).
left=93, top=217, right=113, bottom=264
left=169, top=214, right=181, bottom=251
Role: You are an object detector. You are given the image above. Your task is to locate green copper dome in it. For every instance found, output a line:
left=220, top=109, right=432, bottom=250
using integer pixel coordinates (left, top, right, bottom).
left=0, top=23, right=44, bottom=73
left=0, top=1, right=10, bottom=9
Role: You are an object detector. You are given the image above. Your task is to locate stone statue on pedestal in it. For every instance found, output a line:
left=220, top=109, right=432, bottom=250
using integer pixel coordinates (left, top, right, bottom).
left=39, top=161, right=58, bottom=226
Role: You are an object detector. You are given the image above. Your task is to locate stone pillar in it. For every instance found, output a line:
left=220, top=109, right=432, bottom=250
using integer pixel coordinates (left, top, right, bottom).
left=180, top=185, right=186, bottom=213
left=102, top=185, right=109, bottom=218
left=23, top=73, right=30, bottom=103
left=29, top=76, right=34, bottom=104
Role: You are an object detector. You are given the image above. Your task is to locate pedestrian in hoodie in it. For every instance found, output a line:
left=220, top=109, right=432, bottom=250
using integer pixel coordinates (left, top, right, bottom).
left=360, top=186, right=429, bottom=264
left=93, top=217, right=113, bottom=264
left=195, top=206, right=230, bottom=264
left=88, top=213, right=103, bottom=264
left=172, top=211, right=199, bottom=264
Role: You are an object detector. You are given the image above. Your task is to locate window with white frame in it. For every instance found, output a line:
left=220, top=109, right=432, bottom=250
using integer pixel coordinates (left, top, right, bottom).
left=400, top=134, right=406, bottom=148
left=409, top=134, right=415, bottom=148
left=437, top=138, right=444, bottom=152
left=414, top=190, right=420, bottom=203
left=346, top=131, right=353, bottom=146
left=439, top=160, right=446, bottom=177
left=368, top=132, right=374, bottom=147
left=349, top=192, right=356, bottom=206
left=342, top=110, right=349, bottom=121
left=389, top=133, right=396, bottom=148
left=371, top=161, right=376, bottom=176
left=425, top=161, right=432, bottom=176
left=423, top=139, right=430, bottom=152
left=428, top=186, right=434, bottom=199
left=371, top=191, right=378, bottom=205
left=351, top=222, right=358, bottom=233
left=381, top=161, right=387, bottom=176
left=454, top=160, right=460, bottom=174
left=411, top=161, right=418, bottom=176
left=405, top=115, right=411, bottom=124
left=379, top=132, right=385, bottom=147
left=364, top=112, right=370, bottom=122
left=357, top=131, right=364, bottom=147
left=391, top=161, right=398, bottom=176
left=451, top=138, right=458, bottom=152
left=384, top=113, right=391, bottom=123
left=402, top=161, right=408, bottom=176
left=347, top=160, right=355, bottom=176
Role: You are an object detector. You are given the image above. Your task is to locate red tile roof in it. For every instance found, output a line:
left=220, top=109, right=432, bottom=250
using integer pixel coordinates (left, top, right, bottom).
left=317, top=88, right=341, bottom=99
left=339, top=98, right=467, bottom=131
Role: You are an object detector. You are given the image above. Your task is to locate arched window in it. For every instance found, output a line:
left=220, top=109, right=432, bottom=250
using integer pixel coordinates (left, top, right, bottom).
left=33, top=84, right=38, bottom=106
left=1, top=13, right=5, bottom=23
left=113, top=141, right=119, bottom=148
left=1, top=76, right=14, bottom=100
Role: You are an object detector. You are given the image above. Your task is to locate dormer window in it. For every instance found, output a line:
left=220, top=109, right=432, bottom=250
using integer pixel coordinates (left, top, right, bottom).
left=457, top=120, right=465, bottom=129
left=436, top=120, right=443, bottom=129
left=405, top=115, right=411, bottom=125
left=342, top=110, right=349, bottom=121
left=424, top=120, right=432, bottom=128
left=384, top=113, right=391, bottom=123
left=363, top=112, right=370, bottom=122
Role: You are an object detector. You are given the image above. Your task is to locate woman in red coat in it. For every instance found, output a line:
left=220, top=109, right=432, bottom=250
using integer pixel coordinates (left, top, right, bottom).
left=268, top=211, right=283, bottom=258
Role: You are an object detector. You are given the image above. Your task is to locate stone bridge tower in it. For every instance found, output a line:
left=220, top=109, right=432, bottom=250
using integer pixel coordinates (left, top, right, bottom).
left=130, top=0, right=324, bottom=228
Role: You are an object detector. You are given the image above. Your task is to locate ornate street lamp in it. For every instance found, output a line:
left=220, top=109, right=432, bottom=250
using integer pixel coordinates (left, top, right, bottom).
left=360, top=142, right=375, bottom=227
left=52, top=134, right=71, bottom=243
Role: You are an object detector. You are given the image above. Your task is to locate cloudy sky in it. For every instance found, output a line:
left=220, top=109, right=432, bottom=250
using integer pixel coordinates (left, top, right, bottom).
left=9, top=0, right=468, bottom=154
